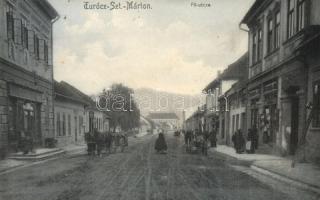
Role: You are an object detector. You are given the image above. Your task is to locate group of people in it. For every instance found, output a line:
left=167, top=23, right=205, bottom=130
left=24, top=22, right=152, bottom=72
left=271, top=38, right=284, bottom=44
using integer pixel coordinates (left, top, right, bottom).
left=183, top=128, right=217, bottom=156
left=232, top=126, right=258, bottom=154
left=85, top=129, right=128, bottom=157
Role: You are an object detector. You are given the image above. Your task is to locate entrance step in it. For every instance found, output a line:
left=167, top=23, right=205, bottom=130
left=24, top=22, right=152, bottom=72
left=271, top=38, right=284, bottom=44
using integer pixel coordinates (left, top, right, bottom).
left=8, top=148, right=65, bottom=161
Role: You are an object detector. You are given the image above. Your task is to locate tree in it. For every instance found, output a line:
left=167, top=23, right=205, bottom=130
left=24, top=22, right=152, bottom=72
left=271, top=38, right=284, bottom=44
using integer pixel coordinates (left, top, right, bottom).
left=99, top=83, right=140, bottom=132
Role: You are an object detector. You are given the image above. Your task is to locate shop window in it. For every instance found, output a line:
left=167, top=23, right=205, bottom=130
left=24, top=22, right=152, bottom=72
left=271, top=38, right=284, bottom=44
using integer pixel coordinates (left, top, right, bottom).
left=312, top=81, right=320, bottom=128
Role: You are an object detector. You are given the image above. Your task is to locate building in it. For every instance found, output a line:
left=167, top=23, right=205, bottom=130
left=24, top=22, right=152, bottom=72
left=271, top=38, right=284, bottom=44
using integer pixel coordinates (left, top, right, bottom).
left=54, top=81, right=89, bottom=147
left=56, top=81, right=109, bottom=135
left=240, top=0, right=320, bottom=160
left=203, top=53, right=248, bottom=143
left=139, top=116, right=153, bottom=135
left=147, top=112, right=179, bottom=130
left=0, top=0, right=58, bottom=156
left=219, top=54, right=249, bottom=146
left=184, top=105, right=206, bottom=133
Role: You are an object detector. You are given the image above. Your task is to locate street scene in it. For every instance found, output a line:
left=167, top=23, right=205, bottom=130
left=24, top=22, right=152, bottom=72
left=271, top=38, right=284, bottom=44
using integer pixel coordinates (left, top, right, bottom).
left=1, top=0, right=320, bottom=199
left=0, top=132, right=318, bottom=200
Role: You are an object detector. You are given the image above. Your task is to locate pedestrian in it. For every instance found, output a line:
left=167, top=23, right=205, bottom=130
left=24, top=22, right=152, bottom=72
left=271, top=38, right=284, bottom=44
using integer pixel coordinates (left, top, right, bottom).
left=85, top=130, right=96, bottom=156
left=201, top=130, right=209, bottom=156
left=246, top=128, right=255, bottom=154
left=210, top=128, right=217, bottom=148
left=105, top=132, right=112, bottom=155
left=252, top=125, right=259, bottom=150
left=232, top=130, right=245, bottom=154
left=95, top=129, right=104, bottom=157
left=155, top=132, right=167, bottom=153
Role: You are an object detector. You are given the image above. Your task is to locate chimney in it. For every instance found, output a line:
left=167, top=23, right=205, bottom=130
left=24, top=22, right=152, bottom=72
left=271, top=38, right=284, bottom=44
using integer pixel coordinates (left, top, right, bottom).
left=217, top=70, right=221, bottom=77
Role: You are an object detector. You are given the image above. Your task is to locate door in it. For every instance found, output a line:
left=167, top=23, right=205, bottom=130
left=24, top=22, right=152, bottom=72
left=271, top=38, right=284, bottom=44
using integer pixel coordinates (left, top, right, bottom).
left=290, top=97, right=299, bottom=155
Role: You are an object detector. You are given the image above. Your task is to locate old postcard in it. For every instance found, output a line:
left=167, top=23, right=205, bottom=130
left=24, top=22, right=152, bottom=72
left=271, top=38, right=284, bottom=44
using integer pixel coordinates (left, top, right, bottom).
left=0, top=0, right=319, bottom=199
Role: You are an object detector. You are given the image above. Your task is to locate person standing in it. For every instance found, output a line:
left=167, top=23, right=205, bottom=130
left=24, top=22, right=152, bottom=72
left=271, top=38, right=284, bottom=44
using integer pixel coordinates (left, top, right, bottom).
left=210, top=127, right=217, bottom=148
left=95, top=129, right=104, bottom=157
left=85, top=130, right=96, bottom=156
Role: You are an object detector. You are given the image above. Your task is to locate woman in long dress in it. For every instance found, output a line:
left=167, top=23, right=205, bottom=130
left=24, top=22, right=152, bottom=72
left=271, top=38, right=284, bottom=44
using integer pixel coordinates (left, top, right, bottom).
left=155, top=132, right=167, bottom=153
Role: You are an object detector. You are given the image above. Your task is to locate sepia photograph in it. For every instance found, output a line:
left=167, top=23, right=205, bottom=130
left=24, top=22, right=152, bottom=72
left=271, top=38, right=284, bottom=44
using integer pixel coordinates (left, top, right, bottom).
left=0, top=0, right=320, bottom=199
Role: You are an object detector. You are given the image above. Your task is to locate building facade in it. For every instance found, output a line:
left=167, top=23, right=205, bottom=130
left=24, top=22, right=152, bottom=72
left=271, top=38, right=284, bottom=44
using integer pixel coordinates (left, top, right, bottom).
left=54, top=81, right=88, bottom=147
left=147, top=112, right=179, bottom=130
left=203, top=53, right=248, bottom=143
left=0, top=0, right=58, bottom=155
left=241, top=0, right=320, bottom=160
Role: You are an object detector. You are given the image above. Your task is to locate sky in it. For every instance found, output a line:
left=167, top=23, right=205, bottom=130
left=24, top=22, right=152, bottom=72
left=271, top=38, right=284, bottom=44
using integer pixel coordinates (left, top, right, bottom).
left=49, top=0, right=255, bottom=95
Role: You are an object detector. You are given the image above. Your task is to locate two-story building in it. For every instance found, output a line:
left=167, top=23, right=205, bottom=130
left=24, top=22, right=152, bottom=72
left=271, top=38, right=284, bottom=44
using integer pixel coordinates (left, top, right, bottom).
left=203, top=53, right=248, bottom=143
left=0, top=0, right=58, bottom=156
left=241, top=0, right=320, bottom=160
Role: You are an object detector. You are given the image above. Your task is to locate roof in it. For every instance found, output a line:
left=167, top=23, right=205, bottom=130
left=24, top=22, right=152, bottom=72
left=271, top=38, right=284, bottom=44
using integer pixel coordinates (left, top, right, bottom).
left=54, top=81, right=89, bottom=106
left=203, top=52, right=249, bottom=92
left=33, top=0, right=59, bottom=21
left=147, top=112, right=179, bottom=120
left=240, top=0, right=266, bottom=25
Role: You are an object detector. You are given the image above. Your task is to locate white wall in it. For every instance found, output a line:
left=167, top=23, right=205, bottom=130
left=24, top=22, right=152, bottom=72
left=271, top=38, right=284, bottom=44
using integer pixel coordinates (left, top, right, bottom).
left=54, top=101, right=86, bottom=147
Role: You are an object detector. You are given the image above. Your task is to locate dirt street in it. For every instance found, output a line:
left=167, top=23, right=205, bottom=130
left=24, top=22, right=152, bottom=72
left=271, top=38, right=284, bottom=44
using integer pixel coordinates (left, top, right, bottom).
left=0, top=133, right=318, bottom=200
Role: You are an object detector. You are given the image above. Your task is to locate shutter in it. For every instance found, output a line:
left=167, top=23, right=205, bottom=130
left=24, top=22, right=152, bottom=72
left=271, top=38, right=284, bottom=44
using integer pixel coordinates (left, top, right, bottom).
left=47, top=42, right=52, bottom=65
left=14, top=18, right=22, bottom=45
left=39, top=39, right=45, bottom=60
left=28, top=30, right=35, bottom=53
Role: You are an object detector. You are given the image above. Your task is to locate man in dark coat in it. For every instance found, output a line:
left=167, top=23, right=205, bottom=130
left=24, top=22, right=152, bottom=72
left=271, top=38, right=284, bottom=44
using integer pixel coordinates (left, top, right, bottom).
left=105, top=132, right=113, bottom=155
left=95, top=129, right=104, bottom=157
left=232, top=130, right=245, bottom=154
left=85, top=131, right=96, bottom=156
left=210, top=128, right=217, bottom=148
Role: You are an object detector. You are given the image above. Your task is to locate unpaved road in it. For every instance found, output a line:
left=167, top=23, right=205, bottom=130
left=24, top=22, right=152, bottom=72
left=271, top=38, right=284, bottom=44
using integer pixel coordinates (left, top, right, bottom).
left=0, top=133, right=318, bottom=200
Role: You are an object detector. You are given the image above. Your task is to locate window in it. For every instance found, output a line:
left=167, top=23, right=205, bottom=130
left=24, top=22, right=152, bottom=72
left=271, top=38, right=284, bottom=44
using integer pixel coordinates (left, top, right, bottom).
left=252, top=33, right=257, bottom=63
left=288, top=0, right=295, bottom=38
left=267, top=18, right=274, bottom=53
left=312, top=81, right=320, bottom=128
left=297, top=0, right=306, bottom=32
left=21, top=18, right=28, bottom=49
left=44, top=41, right=48, bottom=64
left=62, top=113, right=66, bottom=136
left=79, top=116, right=83, bottom=135
left=257, top=28, right=263, bottom=61
left=56, top=113, right=61, bottom=136
left=34, top=35, right=39, bottom=59
left=6, top=3, right=14, bottom=40
left=275, top=11, right=281, bottom=49
left=68, top=114, right=71, bottom=136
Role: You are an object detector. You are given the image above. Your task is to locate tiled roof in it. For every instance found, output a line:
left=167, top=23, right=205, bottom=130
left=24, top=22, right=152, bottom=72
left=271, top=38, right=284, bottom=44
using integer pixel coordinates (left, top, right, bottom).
left=147, top=112, right=179, bottom=120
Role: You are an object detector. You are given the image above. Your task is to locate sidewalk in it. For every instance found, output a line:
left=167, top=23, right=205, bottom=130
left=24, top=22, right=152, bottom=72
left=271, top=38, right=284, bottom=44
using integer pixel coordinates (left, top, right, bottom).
left=210, top=145, right=320, bottom=195
left=0, top=144, right=86, bottom=175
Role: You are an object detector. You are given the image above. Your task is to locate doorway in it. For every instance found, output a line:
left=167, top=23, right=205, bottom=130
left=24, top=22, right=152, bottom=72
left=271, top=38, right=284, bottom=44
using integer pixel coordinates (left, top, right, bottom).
left=290, top=97, right=299, bottom=155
